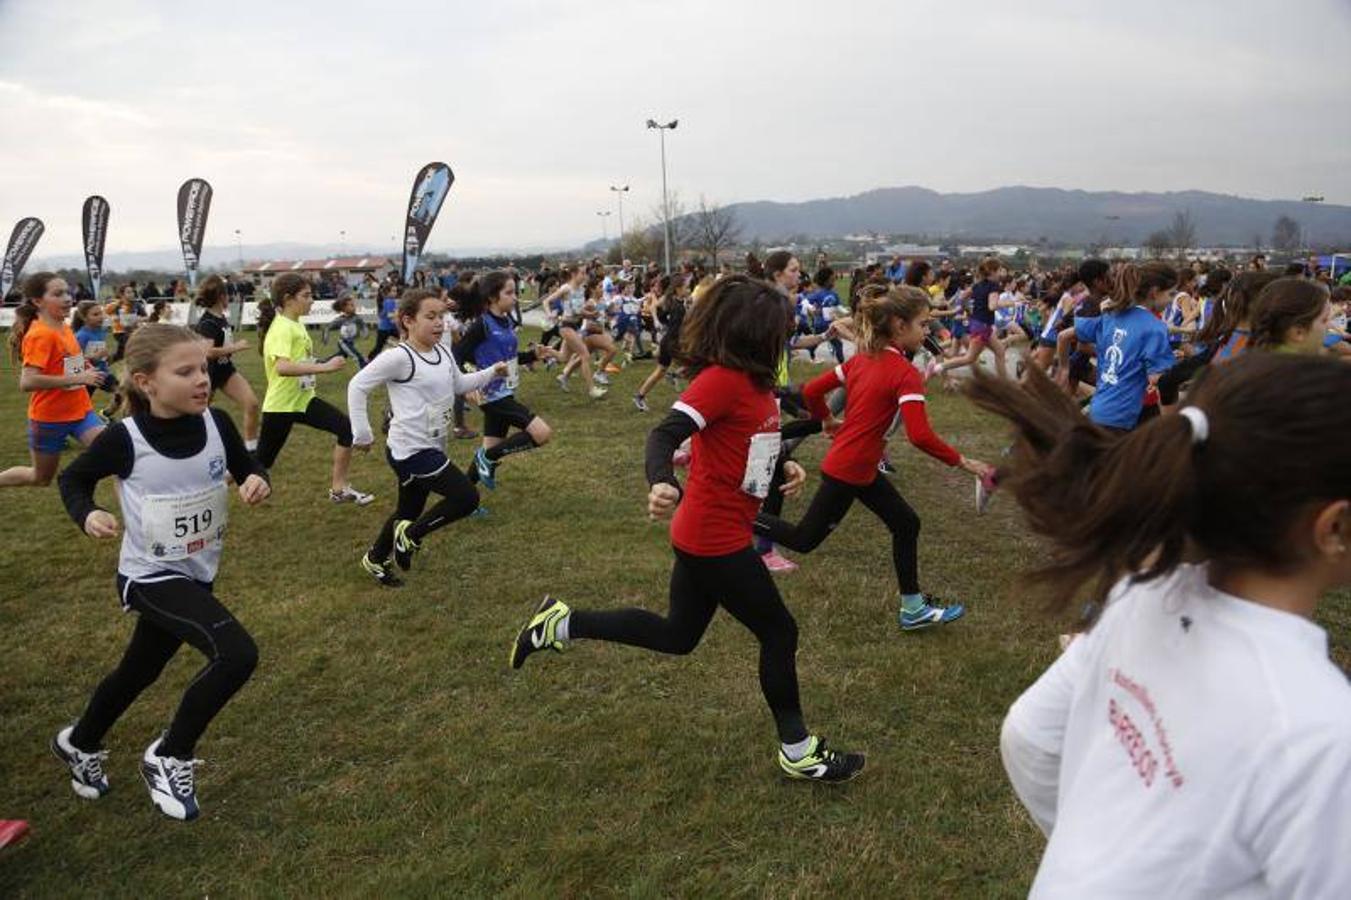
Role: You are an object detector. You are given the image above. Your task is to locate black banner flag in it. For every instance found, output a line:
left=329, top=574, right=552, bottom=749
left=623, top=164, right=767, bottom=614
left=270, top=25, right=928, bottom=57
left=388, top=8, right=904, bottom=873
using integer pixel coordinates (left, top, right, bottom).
left=1, top=217, right=45, bottom=301
left=176, top=177, right=213, bottom=290
left=402, top=162, right=454, bottom=283
left=82, top=195, right=110, bottom=299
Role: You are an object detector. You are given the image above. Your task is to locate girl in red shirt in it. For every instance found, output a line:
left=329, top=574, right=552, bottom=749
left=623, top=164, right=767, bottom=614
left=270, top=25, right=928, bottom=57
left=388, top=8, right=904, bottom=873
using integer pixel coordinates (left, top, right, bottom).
left=0, top=273, right=107, bottom=489
left=756, top=285, right=993, bottom=630
left=509, top=276, right=865, bottom=783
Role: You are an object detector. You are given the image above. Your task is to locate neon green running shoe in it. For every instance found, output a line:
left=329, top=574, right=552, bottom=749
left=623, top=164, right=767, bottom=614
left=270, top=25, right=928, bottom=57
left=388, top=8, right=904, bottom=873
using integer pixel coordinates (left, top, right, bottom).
left=778, top=736, right=865, bottom=783
left=392, top=520, right=421, bottom=571
left=509, top=595, right=571, bottom=670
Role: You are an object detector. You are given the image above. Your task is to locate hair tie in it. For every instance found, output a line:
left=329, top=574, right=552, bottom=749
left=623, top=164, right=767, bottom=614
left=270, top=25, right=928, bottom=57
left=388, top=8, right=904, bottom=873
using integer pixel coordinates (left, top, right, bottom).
left=1179, top=407, right=1209, bottom=446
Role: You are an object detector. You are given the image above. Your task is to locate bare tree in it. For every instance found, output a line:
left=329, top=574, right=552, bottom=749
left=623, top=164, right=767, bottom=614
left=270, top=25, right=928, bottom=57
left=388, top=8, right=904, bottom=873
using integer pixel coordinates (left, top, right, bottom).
left=692, top=196, right=743, bottom=268
left=1271, top=215, right=1301, bottom=252
left=1144, top=230, right=1171, bottom=259
left=1165, top=209, right=1198, bottom=257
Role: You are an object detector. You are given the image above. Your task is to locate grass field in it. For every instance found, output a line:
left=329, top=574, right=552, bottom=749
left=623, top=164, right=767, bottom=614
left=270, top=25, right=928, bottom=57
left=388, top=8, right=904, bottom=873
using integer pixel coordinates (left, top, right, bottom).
left=1, top=331, right=1347, bottom=897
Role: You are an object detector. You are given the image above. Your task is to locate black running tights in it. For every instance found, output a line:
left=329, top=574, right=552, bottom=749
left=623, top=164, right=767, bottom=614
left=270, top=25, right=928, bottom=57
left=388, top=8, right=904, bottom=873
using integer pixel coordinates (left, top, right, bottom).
left=70, top=578, right=258, bottom=759
left=755, top=471, right=921, bottom=595
left=369, top=462, right=479, bottom=562
left=568, top=546, right=807, bottom=744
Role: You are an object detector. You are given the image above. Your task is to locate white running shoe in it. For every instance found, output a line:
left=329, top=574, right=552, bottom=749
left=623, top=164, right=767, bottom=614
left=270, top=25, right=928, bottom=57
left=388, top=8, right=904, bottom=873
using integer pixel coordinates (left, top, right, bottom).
left=51, top=725, right=109, bottom=800
left=588, top=385, right=608, bottom=399
left=140, top=737, right=202, bottom=821
left=330, top=486, right=375, bottom=506
left=593, top=372, right=611, bottom=386
left=556, top=374, right=571, bottom=392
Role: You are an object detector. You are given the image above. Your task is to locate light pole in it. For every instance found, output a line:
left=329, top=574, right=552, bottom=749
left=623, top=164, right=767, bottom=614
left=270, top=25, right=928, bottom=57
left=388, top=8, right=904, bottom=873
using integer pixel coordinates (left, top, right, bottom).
left=340, top=230, right=347, bottom=255
left=609, top=184, right=629, bottom=260
left=234, top=229, right=243, bottom=269
left=1302, top=195, right=1323, bottom=258
left=646, top=118, right=678, bottom=272
left=596, top=211, right=611, bottom=248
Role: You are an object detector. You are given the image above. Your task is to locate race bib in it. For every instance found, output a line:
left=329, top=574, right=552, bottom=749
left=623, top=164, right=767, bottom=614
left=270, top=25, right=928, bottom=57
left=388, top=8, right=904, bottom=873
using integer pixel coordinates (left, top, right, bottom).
left=426, top=403, right=455, bottom=441
left=505, top=359, right=520, bottom=391
left=298, top=357, right=317, bottom=392
left=63, top=354, right=86, bottom=391
left=142, top=485, right=228, bottom=561
left=85, top=340, right=107, bottom=358
left=119, top=312, right=138, bottom=327
left=622, top=301, right=639, bottom=315
left=741, top=431, right=782, bottom=499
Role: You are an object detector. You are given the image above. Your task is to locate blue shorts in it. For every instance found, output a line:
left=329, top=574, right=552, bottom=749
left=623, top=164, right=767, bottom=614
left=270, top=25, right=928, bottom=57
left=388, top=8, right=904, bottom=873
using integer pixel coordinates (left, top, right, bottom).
left=386, top=447, right=450, bottom=486
left=28, top=410, right=103, bottom=455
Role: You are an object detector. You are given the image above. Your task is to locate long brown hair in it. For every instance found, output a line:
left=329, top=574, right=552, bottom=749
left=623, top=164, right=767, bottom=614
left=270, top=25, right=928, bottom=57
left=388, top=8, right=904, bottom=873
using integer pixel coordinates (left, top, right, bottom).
left=196, top=274, right=228, bottom=309
left=853, top=284, right=929, bottom=354
left=118, top=324, right=204, bottom=417
left=256, top=273, right=309, bottom=353
left=1203, top=270, right=1281, bottom=348
left=1104, top=261, right=1177, bottom=312
left=964, top=355, right=1351, bottom=618
left=1249, top=277, right=1330, bottom=350
left=677, top=275, right=792, bottom=389
left=8, top=271, right=60, bottom=361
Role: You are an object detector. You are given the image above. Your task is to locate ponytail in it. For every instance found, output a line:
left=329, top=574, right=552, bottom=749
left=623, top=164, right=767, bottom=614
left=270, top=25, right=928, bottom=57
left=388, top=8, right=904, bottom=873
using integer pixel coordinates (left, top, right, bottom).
left=965, top=354, right=1351, bottom=618
left=259, top=273, right=308, bottom=353
left=7, top=272, right=59, bottom=361
left=458, top=270, right=509, bottom=322
left=255, top=299, right=277, bottom=354
left=853, top=284, right=929, bottom=354
left=72, top=300, right=98, bottom=332
left=1105, top=261, right=1176, bottom=312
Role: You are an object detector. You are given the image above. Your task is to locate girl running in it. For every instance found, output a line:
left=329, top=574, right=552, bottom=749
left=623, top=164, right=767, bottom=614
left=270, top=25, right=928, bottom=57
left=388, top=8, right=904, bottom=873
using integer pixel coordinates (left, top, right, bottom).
left=540, top=266, right=607, bottom=398
left=322, top=294, right=369, bottom=368
left=558, top=277, right=619, bottom=386
left=0, top=274, right=106, bottom=488
left=933, top=257, right=1009, bottom=379
left=632, top=275, right=688, bottom=412
left=1249, top=277, right=1333, bottom=355
left=754, top=285, right=993, bottom=628
left=347, top=289, right=508, bottom=587
left=52, top=324, right=271, bottom=821
left=968, top=354, right=1351, bottom=896
left=255, top=273, right=373, bottom=504
left=1055, top=262, right=1176, bottom=431
left=193, top=275, right=260, bottom=450
left=370, top=283, right=401, bottom=357
left=1206, top=270, right=1281, bottom=364
left=73, top=301, right=121, bottom=418
left=451, top=271, right=554, bottom=490
left=107, top=285, right=142, bottom=362
left=509, top=275, right=865, bottom=783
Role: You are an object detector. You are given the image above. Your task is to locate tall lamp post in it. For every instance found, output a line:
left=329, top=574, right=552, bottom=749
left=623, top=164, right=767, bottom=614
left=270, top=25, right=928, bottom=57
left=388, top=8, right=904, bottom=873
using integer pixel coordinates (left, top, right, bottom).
left=234, top=228, right=243, bottom=269
left=609, top=184, right=629, bottom=260
left=646, top=118, right=678, bottom=272
left=596, top=210, right=612, bottom=248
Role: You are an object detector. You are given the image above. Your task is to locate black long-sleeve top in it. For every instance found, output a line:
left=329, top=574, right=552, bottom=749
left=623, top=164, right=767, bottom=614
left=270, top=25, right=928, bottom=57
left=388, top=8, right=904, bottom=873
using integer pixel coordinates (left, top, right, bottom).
left=58, top=408, right=267, bottom=529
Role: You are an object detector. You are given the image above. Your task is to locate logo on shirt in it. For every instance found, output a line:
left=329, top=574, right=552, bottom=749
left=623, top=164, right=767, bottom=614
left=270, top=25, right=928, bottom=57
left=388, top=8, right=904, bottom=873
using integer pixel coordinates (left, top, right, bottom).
left=1101, top=327, right=1128, bottom=386
left=208, top=456, right=226, bottom=482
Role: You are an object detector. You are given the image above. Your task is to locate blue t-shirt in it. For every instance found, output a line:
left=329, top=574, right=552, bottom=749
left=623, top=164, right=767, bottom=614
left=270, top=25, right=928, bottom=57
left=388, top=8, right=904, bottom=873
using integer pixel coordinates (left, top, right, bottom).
left=378, top=296, right=398, bottom=332
left=1074, top=306, right=1174, bottom=430
left=474, top=312, right=519, bottom=403
left=75, top=325, right=111, bottom=372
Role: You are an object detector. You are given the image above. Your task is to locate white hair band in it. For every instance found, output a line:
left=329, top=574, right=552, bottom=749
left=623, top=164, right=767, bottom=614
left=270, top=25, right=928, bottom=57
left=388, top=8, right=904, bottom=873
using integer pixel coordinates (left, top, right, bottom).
left=1179, top=407, right=1209, bottom=446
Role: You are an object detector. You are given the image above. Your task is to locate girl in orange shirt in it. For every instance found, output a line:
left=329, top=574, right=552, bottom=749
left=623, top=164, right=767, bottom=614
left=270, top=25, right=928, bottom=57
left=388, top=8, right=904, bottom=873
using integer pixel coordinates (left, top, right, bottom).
left=1, top=273, right=107, bottom=488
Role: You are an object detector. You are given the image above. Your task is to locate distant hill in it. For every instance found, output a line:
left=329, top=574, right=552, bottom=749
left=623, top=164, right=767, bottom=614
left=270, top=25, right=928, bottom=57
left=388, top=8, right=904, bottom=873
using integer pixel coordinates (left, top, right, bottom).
left=701, top=186, right=1351, bottom=247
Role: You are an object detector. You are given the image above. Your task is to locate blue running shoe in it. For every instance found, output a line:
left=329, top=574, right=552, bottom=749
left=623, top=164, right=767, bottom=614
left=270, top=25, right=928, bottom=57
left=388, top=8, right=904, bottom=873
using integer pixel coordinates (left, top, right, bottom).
left=51, top=724, right=109, bottom=800
left=474, top=446, right=497, bottom=490
left=900, top=596, right=966, bottom=631
left=140, top=736, right=201, bottom=821
left=470, top=505, right=490, bottom=519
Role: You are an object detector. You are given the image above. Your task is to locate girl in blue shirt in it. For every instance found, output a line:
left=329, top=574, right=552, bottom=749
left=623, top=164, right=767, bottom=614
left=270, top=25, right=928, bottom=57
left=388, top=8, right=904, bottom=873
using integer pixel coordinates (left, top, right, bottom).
left=1056, top=262, right=1176, bottom=431
left=72, top=301, right=121, bottom=416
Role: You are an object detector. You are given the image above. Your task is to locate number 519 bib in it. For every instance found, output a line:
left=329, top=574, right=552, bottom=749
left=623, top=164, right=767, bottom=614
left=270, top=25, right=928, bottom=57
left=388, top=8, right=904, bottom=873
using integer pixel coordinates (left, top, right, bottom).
left=142, top=485, right=229, bottom=560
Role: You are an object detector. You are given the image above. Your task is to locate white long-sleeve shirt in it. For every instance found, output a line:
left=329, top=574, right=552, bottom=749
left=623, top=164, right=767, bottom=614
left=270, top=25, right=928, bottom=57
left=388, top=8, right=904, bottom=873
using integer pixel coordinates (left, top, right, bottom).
left=347, top=342, right=497, bottom=460
left=1002, top=564, right=1351, bottom=899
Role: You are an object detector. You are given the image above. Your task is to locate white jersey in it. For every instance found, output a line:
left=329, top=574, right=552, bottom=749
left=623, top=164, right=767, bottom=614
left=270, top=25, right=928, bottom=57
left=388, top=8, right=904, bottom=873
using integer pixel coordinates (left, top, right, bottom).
left=116, top=413, right=229, bottom=593
left=1001, top=564, right=1351, bottom=898
left=347, top=342, right=498, bottom=460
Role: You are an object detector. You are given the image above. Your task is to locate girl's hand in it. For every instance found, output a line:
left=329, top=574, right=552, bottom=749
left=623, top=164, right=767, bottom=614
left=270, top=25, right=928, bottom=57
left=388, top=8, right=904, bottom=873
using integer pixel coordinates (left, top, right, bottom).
left=492, top=361, right=510, bottom=376
left=960, top=457, right=993, bottom=480
left=647, top=483, right=680, bottom=520
left=238, top=474, right=271, bottom=505
left=780, top=460, right=807, bottom=498
left=323, top=356, right=347, bottom=373
left=230, top=340, right=250, bottom=353
left=822, top=416, right=843, bottom=436
left=84, top=510, right=120, bottom=538
left=73, top=369, right=105, bottom=387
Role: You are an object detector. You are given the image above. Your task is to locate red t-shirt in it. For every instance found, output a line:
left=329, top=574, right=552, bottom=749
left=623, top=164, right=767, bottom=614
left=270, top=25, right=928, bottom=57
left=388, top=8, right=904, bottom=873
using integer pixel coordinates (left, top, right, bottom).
left=670, top=366, right=781, bottom=556
left=803, top=347, right=960, bottom=486
left=22, top=318, right=94, bottom=423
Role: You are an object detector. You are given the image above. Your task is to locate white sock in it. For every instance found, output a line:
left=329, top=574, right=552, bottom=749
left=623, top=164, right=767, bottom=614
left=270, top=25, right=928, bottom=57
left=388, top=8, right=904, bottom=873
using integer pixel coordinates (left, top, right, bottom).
left=245, top=439, right=258, bottom=452
left=781, top=736, right=813, bottom=762
left=556, top=613, right=570, bottom=643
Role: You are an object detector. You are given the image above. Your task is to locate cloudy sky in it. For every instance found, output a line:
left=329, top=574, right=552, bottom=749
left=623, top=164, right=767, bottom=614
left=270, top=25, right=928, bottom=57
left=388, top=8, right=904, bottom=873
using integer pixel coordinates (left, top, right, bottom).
left=2, top=0, right=1348, bottom=257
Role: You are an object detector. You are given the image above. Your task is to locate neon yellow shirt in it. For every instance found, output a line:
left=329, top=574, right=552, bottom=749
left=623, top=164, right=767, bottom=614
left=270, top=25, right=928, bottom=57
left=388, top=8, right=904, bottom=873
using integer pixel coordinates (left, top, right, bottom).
left=262, top=314, right=316, bottom=413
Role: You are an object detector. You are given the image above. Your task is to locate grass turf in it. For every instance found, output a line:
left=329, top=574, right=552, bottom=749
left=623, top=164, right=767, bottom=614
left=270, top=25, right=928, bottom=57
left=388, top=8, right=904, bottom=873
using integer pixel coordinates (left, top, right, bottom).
left=0, top=332, right=1346, bottom=897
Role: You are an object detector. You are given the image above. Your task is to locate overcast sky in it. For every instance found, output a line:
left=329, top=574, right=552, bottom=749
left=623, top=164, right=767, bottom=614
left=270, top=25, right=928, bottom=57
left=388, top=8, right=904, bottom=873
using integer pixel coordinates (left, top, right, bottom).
left=2, top=0, right=1349, bottom=257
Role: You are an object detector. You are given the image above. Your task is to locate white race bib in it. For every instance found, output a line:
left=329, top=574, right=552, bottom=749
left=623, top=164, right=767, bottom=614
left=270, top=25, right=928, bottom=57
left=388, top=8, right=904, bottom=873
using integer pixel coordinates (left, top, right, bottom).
left=119, top=312, right=138, bottom=327
left=298, top=357, right=317, bottom=392
left=141, top=485, right=228, bottom=561
left=505, top=359, right=520, bottom=390
left=63, top=354, right=86, bottom=391
left=85, top=340, right=107, bottom=358
left=741, top=431, right=782, bottom=499
left=426, top=403, right=455, bottom=442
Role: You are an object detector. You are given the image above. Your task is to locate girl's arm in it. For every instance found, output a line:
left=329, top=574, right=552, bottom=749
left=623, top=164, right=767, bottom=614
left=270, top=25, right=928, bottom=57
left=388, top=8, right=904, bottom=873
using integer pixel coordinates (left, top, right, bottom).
left=801, top=365, right=845, bottom=421
left=445, top=345, right=506, bottom=396
left=346, top=349, right=411, bottom=446
left=274, top=357, right=343, bottom=377
left=58, top=424, right=135, bottom=529
left=19, top=366, right=102, bottom=392
left=896, top=398, right=963, bottom=467
left=211, top=408, right=268, bottom=485
left=455, top=318, right=488, bottom=363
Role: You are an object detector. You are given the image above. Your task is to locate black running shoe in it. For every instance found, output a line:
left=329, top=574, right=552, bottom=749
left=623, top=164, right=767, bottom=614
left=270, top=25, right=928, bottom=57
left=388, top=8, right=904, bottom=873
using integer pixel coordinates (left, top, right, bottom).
left=509, top=595, right=570, bottom=669
left=778, top=736, right=866, bottom=783
left=361, top=553, right=404, bottom=587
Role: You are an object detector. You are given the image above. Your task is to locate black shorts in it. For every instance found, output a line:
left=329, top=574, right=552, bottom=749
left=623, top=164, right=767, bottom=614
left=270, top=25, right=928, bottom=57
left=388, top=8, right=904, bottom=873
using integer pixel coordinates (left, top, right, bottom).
left=481, top=396, right=535, bottom=439
left=658, top=336, right=679, bottom=368
left=209, top=361, right=237, bottom=391
left=1068, top=351, right=1096, bottom=385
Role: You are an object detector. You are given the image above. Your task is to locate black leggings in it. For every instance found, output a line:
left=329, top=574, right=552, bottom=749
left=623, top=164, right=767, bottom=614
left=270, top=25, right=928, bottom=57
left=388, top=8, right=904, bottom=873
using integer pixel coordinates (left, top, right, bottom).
left=256, top=397, right=352, bottom=469
left=760, top=418, right=823, bottom=522
left=568, top=546, right=806, bottom=744
left=70, top=577, right=258, bottom=759
left=369, top=461, right=479, bottom=561
left=370, top=328, right=398, bottom=357
left=1156, top=345, right=1216, bottom=406
left=755, top=471, right=922, bottom=595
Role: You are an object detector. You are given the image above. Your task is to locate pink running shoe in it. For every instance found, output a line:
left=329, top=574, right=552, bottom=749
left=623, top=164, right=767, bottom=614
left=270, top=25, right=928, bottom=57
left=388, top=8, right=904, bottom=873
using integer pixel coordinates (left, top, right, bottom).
left=975, top=471, right=999, bottom=515
left=761, top=550, right=799, bottom=573
left=672, top=448, right=692, bottom=468
left=0, top=820, right=30, bottom=849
